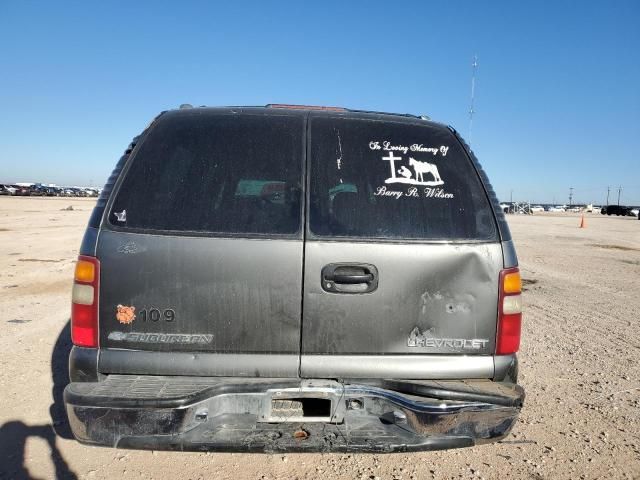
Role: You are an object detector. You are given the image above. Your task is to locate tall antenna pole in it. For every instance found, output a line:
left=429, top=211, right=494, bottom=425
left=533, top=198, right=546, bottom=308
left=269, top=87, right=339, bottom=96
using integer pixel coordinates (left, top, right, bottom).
left=469, top=54, right=478, bottom=145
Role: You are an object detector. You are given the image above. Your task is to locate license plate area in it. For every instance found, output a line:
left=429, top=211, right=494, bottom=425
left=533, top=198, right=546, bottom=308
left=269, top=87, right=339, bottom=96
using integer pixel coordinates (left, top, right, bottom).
left=260, top=389, right=341, bottom=423
left=272, top=398, right=330, bottom=419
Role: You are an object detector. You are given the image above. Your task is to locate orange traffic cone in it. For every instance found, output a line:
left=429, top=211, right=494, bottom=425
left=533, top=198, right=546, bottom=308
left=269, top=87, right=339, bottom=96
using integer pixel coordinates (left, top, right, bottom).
left=579, top=214, right=586, bottom=228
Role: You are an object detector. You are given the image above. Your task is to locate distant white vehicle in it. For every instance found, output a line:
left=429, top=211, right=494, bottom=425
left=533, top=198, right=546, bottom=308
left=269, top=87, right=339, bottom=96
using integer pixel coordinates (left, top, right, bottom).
left=631, top=208, right=639, bottom=217
left=548, top=206, right=566, bottom=212
left=568, top=206, right=581, bottom=213
left=530, top=205, right=545, bottom=213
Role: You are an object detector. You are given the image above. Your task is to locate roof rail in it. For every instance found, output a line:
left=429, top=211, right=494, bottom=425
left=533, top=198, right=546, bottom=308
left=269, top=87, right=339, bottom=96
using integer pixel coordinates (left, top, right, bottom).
left=266, top=104, right=429, bottom=120
left=173, top=104, right=429, bottom=120
left=266, top=104, right=346, bottom=111
left=346, top=108, right=425, bottom=120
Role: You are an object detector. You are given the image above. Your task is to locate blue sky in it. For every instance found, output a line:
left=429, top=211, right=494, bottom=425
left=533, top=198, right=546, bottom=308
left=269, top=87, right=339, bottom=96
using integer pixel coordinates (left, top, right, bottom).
left=1, top=1, right=638, bottom=205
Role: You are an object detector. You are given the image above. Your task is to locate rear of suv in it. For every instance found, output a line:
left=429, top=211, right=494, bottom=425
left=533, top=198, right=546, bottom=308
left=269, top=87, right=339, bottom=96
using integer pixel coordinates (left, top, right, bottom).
left=64, top=105, right=524, bottom=453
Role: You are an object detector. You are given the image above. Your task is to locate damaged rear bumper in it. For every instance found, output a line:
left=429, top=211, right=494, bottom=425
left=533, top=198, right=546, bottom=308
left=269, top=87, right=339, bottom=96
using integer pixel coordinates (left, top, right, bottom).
left=64, top=376, right=524, bottom=453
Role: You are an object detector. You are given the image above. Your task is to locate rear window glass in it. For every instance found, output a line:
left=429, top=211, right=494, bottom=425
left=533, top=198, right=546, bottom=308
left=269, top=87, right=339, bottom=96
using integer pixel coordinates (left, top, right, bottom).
left=309, top=117, right=498, bottom=240
left=110, top=113, right=303, bottom=235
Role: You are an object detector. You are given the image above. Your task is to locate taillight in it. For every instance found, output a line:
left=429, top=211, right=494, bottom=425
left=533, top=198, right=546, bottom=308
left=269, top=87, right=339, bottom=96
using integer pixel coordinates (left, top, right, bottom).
left=71, top=255, right=100, bottom=347
left=496, top=267, right=522, bottom=355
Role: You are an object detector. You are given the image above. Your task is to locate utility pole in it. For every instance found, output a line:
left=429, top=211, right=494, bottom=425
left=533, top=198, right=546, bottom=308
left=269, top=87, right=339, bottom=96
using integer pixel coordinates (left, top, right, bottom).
left=569, top=187, right=573, bottom=209
left=606, top=186, right=610, bottom=206
left=617, top=186, right=622, bottom=206
left=510, top=189, right=513, bottom=204
left=468, top=55, right=478, bottom=145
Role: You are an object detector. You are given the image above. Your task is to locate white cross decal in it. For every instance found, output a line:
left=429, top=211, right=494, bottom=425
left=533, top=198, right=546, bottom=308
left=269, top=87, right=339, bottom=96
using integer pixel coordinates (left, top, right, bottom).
left=382, top=152, right=402, bottom=179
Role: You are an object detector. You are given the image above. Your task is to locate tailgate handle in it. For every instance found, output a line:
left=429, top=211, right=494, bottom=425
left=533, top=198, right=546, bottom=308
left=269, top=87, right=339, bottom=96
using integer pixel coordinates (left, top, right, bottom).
left=331, top=273, right=373, bottom=284
left=321, top=263, right=378, bottom=294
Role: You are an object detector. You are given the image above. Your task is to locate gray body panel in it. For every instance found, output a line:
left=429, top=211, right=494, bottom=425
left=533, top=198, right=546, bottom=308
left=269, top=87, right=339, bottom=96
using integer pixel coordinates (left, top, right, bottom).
left=95, top=349, right=504, bottom=379
left=71, top=345, right=517, bottom=383
left=300, top=354, right=494, bottom=379
left=300, top=241, right=503, bottom=369
left=501, top=240, right=518, bottom=268
left=99, top=350, right=299, bottom=377
left=79, top=227, right=99, bottom=257
left=96, top=231, right=303, bottom=369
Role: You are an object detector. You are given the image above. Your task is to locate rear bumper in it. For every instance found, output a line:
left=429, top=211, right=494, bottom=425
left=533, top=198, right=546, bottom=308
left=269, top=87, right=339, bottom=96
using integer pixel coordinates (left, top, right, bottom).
left=64, top=376, right=524, bottom=453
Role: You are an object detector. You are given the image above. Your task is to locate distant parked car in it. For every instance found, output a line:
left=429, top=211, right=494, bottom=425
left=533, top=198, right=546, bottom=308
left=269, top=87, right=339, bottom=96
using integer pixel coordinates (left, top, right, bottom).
left=29, top=185, right=48, bottom=196
left=548, top=206, right=565, bottom=212
left=0, top=184, right=14, bottom=195
left=629, top=208, right=639, bottom=217
left=12, top=185, right=31, bottom=196
left=602, top=205, right=632, bottom=216
left=531, top=205, right=544, bottom=213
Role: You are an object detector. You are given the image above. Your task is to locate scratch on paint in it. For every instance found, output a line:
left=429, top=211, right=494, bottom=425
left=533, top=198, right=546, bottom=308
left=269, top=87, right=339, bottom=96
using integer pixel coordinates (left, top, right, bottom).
left=446, top=302, right=471, bottom=314
left=420, top=291, right=443, bottom=314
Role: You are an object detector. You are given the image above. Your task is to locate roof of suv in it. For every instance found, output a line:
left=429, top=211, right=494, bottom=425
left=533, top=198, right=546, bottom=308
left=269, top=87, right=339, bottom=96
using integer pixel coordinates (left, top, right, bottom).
left=160, top=105, right=448, bottom=129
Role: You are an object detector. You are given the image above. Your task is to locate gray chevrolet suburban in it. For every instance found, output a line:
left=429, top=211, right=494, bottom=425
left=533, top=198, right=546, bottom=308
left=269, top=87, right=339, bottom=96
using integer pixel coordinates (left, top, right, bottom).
left=65, top=104, right=524, bottom=453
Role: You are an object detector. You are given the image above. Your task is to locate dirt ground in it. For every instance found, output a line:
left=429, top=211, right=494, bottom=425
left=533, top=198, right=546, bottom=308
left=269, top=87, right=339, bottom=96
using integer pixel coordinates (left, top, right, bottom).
left=0, top=196, right=638, bottom=480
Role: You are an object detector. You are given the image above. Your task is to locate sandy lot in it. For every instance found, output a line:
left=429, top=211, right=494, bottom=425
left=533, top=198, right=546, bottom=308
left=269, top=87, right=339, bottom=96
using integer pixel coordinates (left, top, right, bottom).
left=0, top=196, right=639, bottom=480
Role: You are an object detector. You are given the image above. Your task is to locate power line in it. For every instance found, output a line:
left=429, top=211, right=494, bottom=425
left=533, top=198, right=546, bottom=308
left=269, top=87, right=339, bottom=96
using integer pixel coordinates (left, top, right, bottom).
left=569, top=187, right=574, bottom=208
left=617, top=186, right=622, bottom=206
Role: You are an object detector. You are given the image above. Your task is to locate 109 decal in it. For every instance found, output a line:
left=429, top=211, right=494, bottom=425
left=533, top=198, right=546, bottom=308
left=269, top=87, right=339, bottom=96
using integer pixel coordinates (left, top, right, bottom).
left=369, top=140, right=455, bottom=200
